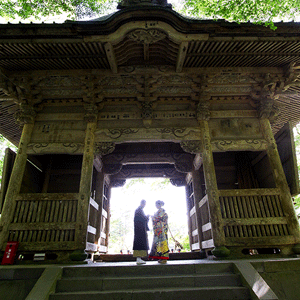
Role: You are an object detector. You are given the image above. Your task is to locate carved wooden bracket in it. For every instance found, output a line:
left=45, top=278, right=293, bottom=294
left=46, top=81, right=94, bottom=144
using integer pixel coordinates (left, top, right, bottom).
left=103, top=163, right=123, bottom=175
left=14, top=103, right=36, bottom=125
left=180, top=140, right=202, bottom=154
left=84, top=103, right=98, bottom=122
left=94, top=142, right=116, bottom=156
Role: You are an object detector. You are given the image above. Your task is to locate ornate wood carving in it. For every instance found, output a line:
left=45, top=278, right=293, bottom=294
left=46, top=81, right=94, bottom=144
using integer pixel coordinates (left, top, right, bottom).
left=84, top=103, right=98, bottom=122
left=94, top=142, right=116, bottom=156
left=180, top=140, right=202, bottom=154
left=127, top=29, right=167, bottom=44
left=211, top=139, right=268, bottom=151
left=196, top=100, right=210, bottom=121
left=14, top=103, right=36, bottom=125
left=27, top=142, right=84, bottom=154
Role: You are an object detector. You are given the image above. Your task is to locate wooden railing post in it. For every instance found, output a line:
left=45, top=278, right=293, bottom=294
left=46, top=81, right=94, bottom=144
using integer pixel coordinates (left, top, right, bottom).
left=260, top=118, right=300, bottom=249
left=0, top=105, right=36, bottom=250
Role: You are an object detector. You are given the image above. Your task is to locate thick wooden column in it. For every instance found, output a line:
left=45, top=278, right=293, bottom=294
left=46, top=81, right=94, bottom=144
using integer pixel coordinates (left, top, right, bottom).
left=260, top=118, right=300, bottom=245
left=75, top=121, right=97, bottom=251
left=199, top=119, right=229, bottom=257
left=191, top=167, right=204, bottom=249
left=0, top=122, right=35, bottom=249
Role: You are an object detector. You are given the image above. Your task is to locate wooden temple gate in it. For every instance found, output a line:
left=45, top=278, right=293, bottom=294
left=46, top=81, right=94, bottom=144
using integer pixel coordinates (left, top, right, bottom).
left=0, top=0, right=300, bottom=261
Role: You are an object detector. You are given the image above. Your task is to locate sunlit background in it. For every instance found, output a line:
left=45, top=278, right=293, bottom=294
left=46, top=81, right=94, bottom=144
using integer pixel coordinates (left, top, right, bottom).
left=109, top=178, right=190, bottom=254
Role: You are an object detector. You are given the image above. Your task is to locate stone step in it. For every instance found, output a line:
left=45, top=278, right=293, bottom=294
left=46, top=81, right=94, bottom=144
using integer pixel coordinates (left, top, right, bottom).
left=61, top=262, right=234, bottom=278
left=50, top=286, right=251, bottom=300
left=55, top=273, right=242, bottom=293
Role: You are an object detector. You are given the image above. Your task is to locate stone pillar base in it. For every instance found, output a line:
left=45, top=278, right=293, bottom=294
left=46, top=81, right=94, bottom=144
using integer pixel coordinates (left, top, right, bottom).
left=212, top=246, right=230, bottom=258
left=69, top=249, right=88, bottom=261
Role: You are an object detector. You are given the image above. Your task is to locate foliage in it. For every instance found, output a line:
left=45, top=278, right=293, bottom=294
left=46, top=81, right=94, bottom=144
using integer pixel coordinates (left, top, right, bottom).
left=0, top=0, right=299, bottom=26
left=184, top=0, right=300, bottom=29
left=0, top=0, right=115, bottom=20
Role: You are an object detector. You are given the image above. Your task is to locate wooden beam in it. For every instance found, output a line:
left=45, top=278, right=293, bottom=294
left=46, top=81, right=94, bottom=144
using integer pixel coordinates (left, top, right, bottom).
left=176, top=42, right=188, bottom=73
left=192, top=229, right=198, bottom=237
left=191, top=242, right=200, bottom=250
left=189, top=206, right=196, bottom=217
left=86, top=242, right=97, bottom=252
left=223, top=217, right=287, bottom=226
left=104, top=43, right=118, bottom=74
left=18, top=242, right=76, bottom=251
left=89, top=198, right=99, bottom=211
left=218, top=188, right=280, bottom=197
left=15, top=193, right=79, bottom=201
left=201, top=239, right=215, bottom=249
left=225, top=235, right=296, bottom=247
left=87, top=225, right=97, bottom=235
left=202, top=222, right=212, bottom=232
left=199, top=195, right=208, bottom=208
left=9, top=222, right=76, bottom=231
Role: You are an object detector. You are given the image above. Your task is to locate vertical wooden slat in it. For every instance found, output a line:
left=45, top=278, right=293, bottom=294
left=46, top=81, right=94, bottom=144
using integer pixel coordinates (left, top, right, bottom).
left=13, top=201, right=22, bottom=223
left=62, top=201, right=69, bottom=223
left=44, top=200, right=51, bottom=223
left=49, top=201, right=56, bottom=222
left=18, top=201, right=26, bottom=223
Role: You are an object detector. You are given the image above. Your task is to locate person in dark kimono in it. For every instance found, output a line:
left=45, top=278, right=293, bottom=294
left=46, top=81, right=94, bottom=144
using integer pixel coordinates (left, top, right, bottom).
left=133, top=199, right=149, bottom=265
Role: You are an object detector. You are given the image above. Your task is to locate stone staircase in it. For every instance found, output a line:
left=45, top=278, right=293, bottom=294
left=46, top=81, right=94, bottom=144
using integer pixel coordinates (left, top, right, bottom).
left=49, top=261, right=252, bottom=300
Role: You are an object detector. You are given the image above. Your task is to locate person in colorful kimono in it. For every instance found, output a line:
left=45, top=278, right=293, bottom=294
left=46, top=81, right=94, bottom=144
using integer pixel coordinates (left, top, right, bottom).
left=133, top=199, right=149, bottom=265
left=149, top=200, right=169, bottom=263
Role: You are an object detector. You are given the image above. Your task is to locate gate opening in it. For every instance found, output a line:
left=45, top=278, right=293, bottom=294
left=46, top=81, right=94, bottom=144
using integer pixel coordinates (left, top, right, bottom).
left=109, top=178, right=190, bottom=254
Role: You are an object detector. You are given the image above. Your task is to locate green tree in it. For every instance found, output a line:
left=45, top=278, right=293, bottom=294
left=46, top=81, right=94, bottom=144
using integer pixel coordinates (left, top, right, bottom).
left=184, top=0, right=299, bottom=29
left=0, top=0, right=299, bottom=26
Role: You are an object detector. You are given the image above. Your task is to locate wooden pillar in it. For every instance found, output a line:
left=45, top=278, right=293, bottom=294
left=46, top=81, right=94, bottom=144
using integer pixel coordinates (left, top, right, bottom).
left=75, top=121, right=97, bottom=251
left=185, top=184, right=193, bottom=250
left=191, top=167, right=204, bottom=249
left=0, top=121, right=35, bottom=249
left=260, top=118, right=300, bottom=244
left=198, top=119, right=229, bottom=257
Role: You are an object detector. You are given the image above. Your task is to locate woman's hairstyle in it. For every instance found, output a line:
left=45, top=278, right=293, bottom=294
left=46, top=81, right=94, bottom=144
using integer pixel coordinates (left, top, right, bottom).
left=156, top=200, right=165, bottom=206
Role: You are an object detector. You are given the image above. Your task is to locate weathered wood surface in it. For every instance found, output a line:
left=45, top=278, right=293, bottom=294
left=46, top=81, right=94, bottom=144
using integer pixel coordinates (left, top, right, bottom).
left=260, top=118, right=300, bottom=243
left=9, top=222, right=76, bottom=231
left=199, top=119, right=226, bottom=248
left=17, top=242, right=76, bottom=251
left=192, top=168, right=205, bottom=249
left=77, top=121, right=97, bottom=250
left=219, top=189, right=280, bottom=197
left=0, top=123, right=35, bottom=250
left=15, top=193, right=79, bottom=201
left=225, top=235, right=297, bottom=247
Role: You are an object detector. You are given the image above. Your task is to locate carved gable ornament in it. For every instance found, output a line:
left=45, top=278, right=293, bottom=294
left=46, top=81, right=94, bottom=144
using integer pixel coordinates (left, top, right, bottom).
left=127, top=29, right=167, bottom=44
left=118, top=0, right=172, bottom=9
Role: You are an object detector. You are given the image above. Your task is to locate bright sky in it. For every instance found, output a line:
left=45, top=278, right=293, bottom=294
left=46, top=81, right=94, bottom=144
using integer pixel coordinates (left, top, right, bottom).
left=110, top=178, right=188, bottom=253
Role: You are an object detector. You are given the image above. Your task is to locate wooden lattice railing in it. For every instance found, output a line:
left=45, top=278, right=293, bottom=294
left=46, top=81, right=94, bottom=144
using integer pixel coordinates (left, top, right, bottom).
left=8, top=193, right=78, bottom=251
left=219, top=189, right=294, bottom=247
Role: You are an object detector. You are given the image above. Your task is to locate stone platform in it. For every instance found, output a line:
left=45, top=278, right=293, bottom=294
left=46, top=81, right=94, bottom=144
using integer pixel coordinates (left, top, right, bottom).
left=1, top=258, right=300, bottom=299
